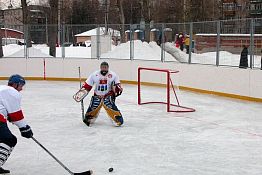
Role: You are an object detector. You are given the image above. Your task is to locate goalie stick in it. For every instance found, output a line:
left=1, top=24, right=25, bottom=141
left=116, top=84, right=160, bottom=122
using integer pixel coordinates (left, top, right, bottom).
left=78, top=67, right=85, bottom=121
left=32, top=137, right=93, bottom=175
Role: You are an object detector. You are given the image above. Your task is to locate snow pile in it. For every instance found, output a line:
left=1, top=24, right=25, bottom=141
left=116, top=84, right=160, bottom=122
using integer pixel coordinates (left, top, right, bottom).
left=33, top=45, right=92, bottom=58
left=6, top=45, right=52, bottom=58
left=3, top=44, right=92, bottom=58
left=1, top=42, right=261, bottom=68
left=163, top=42, right=188, bottom=62
left=101, top=40, right=177, bottom=61
left=2, top=44, right=24, bottom=57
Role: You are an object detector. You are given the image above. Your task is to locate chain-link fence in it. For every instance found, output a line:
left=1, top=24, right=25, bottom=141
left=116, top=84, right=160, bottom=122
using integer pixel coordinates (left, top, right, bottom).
left=1, top=18, right=262, bottom=69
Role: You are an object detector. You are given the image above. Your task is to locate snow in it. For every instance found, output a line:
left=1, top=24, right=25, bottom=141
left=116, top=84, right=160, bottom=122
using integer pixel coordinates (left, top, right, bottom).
left=2, top=41, right=262, bottom=68
left=1, top=80, right=262, bottom=175
left=163, top=42, right=188, bottom=62
left=164, top=28, right=172, bottom=31
left=101, top=40, right=176, bottom=61
left=75, top=28, right=120, bottom=37
left=196, top=33, right=262, bottom=37
left=3, top=44, right=92, bottom=58
left=151, top=28, right=159, bottom=32
left=2, top=44, right=25, bottom=57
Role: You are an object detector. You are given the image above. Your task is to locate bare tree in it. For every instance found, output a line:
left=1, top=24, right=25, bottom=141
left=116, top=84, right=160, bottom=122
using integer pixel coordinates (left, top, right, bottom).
left=48, top=0, right=58, bottom=57
left=116, top=0, right=125, bottom=43
left=21, top=0, right=32, bottom=47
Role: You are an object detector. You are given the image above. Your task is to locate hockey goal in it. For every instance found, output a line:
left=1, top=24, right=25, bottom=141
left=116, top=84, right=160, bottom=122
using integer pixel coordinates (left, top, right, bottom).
left=138, top=67, right=195, bottom=113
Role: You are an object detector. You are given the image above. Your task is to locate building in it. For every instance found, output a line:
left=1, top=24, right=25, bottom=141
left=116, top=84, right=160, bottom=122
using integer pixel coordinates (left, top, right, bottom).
left=0, top=28, right=24, bottom=39
left=249, top=0, right=262, bottom=17
left=220, top=0, right=249, bottom=33
left=75, top=27, right=120, bottom=45
left=249, top=0, right=262, bottom=33
left=0, top=5, right=48, bottom=44
left=195, top=33, right=262, bottom=54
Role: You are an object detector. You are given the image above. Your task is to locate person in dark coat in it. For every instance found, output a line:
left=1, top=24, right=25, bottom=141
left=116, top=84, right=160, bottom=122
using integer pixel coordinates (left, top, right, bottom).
left=239, top=45, right=248, bottom=69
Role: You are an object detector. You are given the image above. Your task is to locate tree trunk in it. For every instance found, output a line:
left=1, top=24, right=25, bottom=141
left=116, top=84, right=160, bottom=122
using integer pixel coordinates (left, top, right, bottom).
left=49, top=0, right=58, bottom=57
left=21, top=0, right=32, bottom=48
left=117, top=0, right=125, bottom=43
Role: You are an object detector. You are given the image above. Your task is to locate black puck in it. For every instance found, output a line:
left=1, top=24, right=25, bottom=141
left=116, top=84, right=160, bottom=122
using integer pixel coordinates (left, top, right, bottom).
left=109, top=167, right=113, bottom=172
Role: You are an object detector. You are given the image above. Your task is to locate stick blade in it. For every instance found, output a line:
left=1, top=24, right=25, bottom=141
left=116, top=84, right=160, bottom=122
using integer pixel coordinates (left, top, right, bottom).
left=74, top=170, right=93, bottom=175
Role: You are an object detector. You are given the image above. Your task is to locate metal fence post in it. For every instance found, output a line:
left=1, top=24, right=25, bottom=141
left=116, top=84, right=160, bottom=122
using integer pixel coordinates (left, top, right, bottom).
left=250, top=19, right=254, bottom=69
left=216, top=21, right=221, bottom=66
left=62, top=23, right=65, bottom=59
left=97, top=25, right=100, bottom=60
left=24, top=24, right=28, bottom=59
left=130, top=24, right=134, bottom=60
left=188, top=22, right=193, bottom=64
left=161, top=23, right=165, bottom=62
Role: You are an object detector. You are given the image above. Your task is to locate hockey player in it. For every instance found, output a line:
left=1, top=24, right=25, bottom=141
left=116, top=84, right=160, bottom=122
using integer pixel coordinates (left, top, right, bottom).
left=80, top=62, right=123, bottom=126
left=0, top=74, right=33, bottom=174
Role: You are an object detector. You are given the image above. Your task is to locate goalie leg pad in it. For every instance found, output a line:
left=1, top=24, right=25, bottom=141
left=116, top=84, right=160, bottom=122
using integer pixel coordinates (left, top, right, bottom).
left=84, top=96, right=103, bottom=124
left=103, top=96, right=124, bottom=126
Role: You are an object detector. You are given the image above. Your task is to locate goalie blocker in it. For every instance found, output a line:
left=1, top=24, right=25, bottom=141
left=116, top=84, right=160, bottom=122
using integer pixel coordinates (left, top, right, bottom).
left=73, top=62, right=124, bottom=126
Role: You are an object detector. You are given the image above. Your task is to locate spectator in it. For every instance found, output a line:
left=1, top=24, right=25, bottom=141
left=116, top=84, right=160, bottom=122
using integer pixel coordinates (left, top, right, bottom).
left=184, top=35, right=190, bottom=54
left=176, top=32, right=185, bottom=51
left=239, top=45, right=248, bottom=69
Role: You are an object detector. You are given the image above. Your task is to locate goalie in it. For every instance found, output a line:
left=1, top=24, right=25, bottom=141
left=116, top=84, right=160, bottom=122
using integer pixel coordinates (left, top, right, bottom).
left=74, top=62, right=124, bottom=126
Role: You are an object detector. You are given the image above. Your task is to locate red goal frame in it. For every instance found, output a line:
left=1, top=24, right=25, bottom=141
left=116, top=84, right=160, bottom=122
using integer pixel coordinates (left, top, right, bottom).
left=138, top=67, right=195, bottom=113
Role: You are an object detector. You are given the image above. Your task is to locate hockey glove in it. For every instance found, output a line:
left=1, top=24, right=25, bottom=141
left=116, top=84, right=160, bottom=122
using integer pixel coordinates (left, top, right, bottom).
left=19, top=125, right=33, bottom=138
left=114, top=83, right=123, bottom=97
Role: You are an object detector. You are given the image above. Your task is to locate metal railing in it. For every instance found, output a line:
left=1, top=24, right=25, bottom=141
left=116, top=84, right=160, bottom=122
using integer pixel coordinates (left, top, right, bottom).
left=1, top=18, right=262, bottom=69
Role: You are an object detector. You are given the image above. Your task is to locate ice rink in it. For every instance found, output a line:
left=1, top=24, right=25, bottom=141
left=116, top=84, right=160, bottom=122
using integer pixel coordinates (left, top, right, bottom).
left=1, top=80, right=262, bottom=175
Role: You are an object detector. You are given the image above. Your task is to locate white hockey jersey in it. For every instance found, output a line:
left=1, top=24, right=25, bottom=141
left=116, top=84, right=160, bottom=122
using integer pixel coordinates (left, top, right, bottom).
left=0, top=85, right=27, bottom=128
left=84, top=70, right=120, bottom=96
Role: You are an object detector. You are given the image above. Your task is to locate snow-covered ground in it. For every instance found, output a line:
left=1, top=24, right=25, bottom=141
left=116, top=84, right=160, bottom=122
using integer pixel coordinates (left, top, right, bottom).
left=101, top=41, right=176, bottom=61
left=1, top=80, right=262, bottom=175
left=2, top=41, right=262, bottom=68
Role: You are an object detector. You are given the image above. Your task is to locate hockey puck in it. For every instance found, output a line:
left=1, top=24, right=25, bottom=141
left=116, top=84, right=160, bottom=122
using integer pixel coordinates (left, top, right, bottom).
left=108, top=167, right=114, bottom=172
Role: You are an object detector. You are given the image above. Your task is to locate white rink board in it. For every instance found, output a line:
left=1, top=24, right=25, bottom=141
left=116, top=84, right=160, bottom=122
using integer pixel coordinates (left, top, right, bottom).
left=0, top=58, right=262, bottom=99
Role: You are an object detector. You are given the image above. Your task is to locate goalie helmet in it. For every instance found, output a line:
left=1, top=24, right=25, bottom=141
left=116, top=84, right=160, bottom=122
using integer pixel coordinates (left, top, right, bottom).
left=100, top=61, right=109, bottom=67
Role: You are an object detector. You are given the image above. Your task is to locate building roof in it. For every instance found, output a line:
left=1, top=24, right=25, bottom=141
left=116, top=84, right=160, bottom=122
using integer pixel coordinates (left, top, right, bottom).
left=0, top=28, right=24, bottom=34
left=75, top=27, right=120, bottom=37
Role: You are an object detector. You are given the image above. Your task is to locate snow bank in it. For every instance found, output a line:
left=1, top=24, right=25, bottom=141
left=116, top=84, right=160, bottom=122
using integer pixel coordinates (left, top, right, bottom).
left=2, top=42, right=261, bottom=68
left=101, top=40, right=177, bottom=61
left=163, top=42, right=188, bottom=62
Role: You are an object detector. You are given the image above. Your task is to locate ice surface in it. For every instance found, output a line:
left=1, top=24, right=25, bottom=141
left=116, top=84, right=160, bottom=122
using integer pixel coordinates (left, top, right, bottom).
left=1, top=80, right=262, bottom=175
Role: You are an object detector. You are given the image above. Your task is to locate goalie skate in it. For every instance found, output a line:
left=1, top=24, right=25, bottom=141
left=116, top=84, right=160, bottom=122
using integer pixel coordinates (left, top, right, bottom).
left=73, top=89, right=88, bottom=102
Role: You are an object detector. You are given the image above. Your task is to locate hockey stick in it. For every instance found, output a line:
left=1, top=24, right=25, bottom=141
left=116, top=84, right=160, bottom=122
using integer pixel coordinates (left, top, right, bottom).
left=78, top=67, right=85, bottom=121
left=32, top=137, right=93, bottom=175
